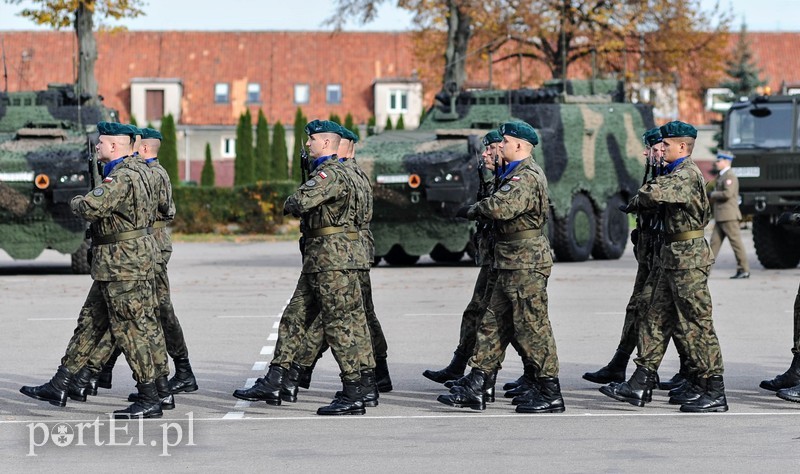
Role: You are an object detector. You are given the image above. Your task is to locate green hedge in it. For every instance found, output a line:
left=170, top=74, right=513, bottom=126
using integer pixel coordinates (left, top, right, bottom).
left=172, top=180, right=297, bottom=234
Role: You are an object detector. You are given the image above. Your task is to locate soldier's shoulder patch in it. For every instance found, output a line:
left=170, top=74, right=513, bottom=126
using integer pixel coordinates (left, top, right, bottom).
left=304, top=179, right=317, bottom=187
left=725, top=179, right=732, bottom=186
left=500, top=184, right=512, bottom=192
left=92, top=187, right=104, bottom=197
left=319, top=171, right=328, bottom=179
left=103, top=177, right=114, bottom=183
left=510, top=176, right=521, bottom=181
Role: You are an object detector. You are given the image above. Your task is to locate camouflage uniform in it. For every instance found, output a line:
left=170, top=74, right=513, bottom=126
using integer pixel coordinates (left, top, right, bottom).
left=62, top=155, right=161, bottom=384
left=631, top=157, right=723, bottom=379
left=283, top=156, right=367, bottom=382
left=466, top=156, right=558, bottom=378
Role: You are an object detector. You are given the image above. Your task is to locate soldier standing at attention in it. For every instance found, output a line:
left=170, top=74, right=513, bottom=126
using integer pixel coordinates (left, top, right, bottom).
left=234, top=120, right=369, bottom=415
left=760, top=209, right=800, bottom=401
left=600, top=121, right=728, bottom=413
left=709, top=152, right=750, bottom=279
left=20, top=122, right=164, bottom=419
left=438, top=121, right=564, bottom=414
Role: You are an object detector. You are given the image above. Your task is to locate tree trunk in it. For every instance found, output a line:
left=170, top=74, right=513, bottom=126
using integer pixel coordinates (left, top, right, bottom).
left=441, top=0, right=472, bottom=93
left=75, top=1, right=99, bottom=104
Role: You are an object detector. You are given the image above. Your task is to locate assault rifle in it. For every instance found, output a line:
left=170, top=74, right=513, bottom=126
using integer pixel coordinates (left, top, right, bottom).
left=298, top=141, right=310, bottom=259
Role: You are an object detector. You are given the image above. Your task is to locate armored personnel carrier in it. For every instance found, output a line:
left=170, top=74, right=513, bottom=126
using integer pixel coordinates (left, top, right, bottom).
left=724, top=93, right=800, bottom=268
left=357, top=80, right=655, bottom=265
left=0, top=84, right=112, bottom=273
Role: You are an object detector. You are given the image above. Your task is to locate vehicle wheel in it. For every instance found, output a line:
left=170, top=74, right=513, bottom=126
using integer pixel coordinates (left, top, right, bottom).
left=429, top=244, right=465, bottom=263
left=383, top=245, right=420, bottom=266
left=591, top=194, right=629, bottom=260
left=373, top=256, right=382, bottom=267
left=71, top=239, right=91, bottom=274
left=753, top=215, right=800, bottom=269
left=552, top=193, right=596, bottom=262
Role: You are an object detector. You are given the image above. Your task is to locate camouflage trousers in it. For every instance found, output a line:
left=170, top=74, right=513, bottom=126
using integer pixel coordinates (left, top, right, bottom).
left=61, top=279, right=166, bottom=383
left=294, top=270, right=376, bottom=370
left=792, top=280, right=800, bottom=354
left=270, top=274, right=320, bottom=368
left=470, top=268, right=559, bottom=378
left=710, top=220, right=750, bottom=273
left=454, top=265, right=492, bottom=358
left=635, top=265, right=723, bottom=378
left=84, top=262, right=180, bottom=376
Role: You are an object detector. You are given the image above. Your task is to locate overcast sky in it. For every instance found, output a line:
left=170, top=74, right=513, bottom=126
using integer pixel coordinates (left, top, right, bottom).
left=1, top=0, right=798, bottom=32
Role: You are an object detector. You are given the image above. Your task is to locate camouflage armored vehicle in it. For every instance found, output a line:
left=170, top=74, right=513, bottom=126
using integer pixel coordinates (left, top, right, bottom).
left=0, top=84, right=112, bottom=273
left=724, top=93, right=800, bottom=268
left=357, top=79, right=655, bottom=265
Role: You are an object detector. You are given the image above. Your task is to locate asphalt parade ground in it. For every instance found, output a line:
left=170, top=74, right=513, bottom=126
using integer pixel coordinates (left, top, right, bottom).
left=2, top=228, right=799, bottom=470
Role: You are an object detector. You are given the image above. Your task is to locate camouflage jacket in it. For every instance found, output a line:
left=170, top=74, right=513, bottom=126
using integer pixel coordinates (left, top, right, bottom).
left=147, top=159, right=176, bottom=259
left=70, top=155, right=157, bottom=281
left=468, top=156, right=553, bottom=271
left=474, top=171, right=496, bottom=267
left=343, top=158, right=374, bottom=269
left=632, top=157, right=713, bottom=270
left=284, top=156, right=360, bottom=273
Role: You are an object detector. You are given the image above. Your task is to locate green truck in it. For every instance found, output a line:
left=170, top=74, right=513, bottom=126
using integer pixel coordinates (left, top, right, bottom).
left=724, top=93, right=800, bottom=268
left=357, top=80, right=655, bottom=265
left=0, top=84, right=112, bottom=273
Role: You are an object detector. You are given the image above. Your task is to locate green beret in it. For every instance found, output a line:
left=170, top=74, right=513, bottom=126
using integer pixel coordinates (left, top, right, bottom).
left=499, top=121, right=538, bottom=146
left=140, top=127, right=163, bottom=140
left=305, top=120, right=342, bottom=136
left=482, top=130, right=502, bottom=146
left=642, top=127, right=662, bottom=147
left=716, top=152, right=734, bottom=161
left=340, top=128, right=359, bottom=143
left=660, top=120, right=697, bottom=139
left=97, top=121, right=138, bottom=138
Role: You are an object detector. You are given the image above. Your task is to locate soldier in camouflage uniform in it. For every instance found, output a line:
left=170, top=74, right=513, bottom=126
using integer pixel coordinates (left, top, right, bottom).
left=437, top=121, right=564, bottom=414
left=600, top=121, right=727, bottom=413
left=234, top=120, right=370, bottom=415
left=761, top=210, right=800, bottom=403
left=583, top=128, right=691, bottom=391
left=20, top=122, right=165, bottom=419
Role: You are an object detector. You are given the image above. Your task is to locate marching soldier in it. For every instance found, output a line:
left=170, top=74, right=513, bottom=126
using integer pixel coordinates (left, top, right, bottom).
left=709, top=152, right=750, bottom=279
left=20, top=122, right=164, bottom=419
left=438, top=121, right=564, bottom=414
left=600, top=121, right=727, bottom=413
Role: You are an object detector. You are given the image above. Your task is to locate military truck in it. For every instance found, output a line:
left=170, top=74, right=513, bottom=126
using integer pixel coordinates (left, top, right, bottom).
left=724, top=93, right=800, bottom=268
left=357, top=79, right=655, bottom=265
left=0, top=84, right=111, bottom=273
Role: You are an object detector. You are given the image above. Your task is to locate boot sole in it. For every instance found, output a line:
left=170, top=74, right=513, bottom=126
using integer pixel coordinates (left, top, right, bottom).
left=515, top=406, right=566, bottom=414
left=317, top=409, right=366, bottom=416
left=280, top=395, right=298, bottom=403
left=582, top=374, right=625, bottom=385
left=113, top=412, right=164, bottom=419
left=364, top=400, right=379, bottom=408
left=232, top=392, right=281, bottom=405
left=776, top=392, right=800, bottom=403
left=436, top=396, right=485, bottom=411
left=679, top=404, right=729, bottom=413
left=20, top=389, right=67, bottom=407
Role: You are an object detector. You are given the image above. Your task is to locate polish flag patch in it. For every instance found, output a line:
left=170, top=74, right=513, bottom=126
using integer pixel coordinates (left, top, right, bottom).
left=725, top=179, right=732, bottom=186
left=510, top=176, right=521, bottom=181
left=103, top=177, right=114, bottom=183
left=319, top=171, right=328, bottom=179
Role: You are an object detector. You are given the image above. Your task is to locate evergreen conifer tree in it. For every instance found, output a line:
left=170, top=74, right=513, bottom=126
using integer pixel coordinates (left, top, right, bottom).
left=396, top=115, right=405, bottom=130
left=384, top=116, right=393, bottom=131
left=254, top=109, right=271, bottom=181
left=234, top=110, right=255, bottom=185
left=271, top=121, right=289, bottom=180
left=200, top=142, right=215, bottom=187
left=720, top=23, right=767, bottom=97
left=159, top=114, right=179, bottom=185
left=292, top=107, right=307, bottom=182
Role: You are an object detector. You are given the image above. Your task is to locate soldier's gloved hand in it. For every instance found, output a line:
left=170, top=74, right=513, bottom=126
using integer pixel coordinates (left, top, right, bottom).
left=455, top=205, right=471, bottom=219
left=630, top=228, right=639, bottom=245
left=282, top=206, right=291, bottom=216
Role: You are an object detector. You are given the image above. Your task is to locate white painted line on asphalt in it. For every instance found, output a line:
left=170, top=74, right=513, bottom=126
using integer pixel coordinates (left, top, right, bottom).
left=244, top=378, right=257, bottom=388
left=234, top=400, right=251, bottom=409
left=252, top=361, right=268, bottom=371
left=222, top=412, right=245, bottom=419
left=27, top=317, right=75, bottom=321
left=267, top=333, right=278, bottom=341
left=260, top=345, right=274, bottom=355
left=272, top=321, right=280, bottom=329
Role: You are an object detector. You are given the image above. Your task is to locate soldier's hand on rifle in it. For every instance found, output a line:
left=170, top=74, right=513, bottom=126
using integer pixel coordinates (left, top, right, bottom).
left=456, top=205, right=471, bottom=219
left=630, top=228, right=639, bottom=245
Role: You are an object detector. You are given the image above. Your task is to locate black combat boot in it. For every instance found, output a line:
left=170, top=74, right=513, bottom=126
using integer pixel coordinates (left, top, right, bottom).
left=281, top=363, right=302, bottom=403
left=423, top=351, right=468, bottom=384
left=299, top=350, right=324, bottom=389
left=437, top=368, right=488, bottom=411
left=318, top=379, right=366, bottom=416
left=659, top=356, right=690, bottom=390
left=20, top=366, right=74, bottom=407
left=360, top=369, right=380, bottom=407
left=97, top=347, right=121, bottom=389
left=375, top=355, right=393, bottom=392
left=680, top=375, right=728, bottom=413
left=443, top=369, right=496, bottom=402
left=582, top=349, right=630, bottom=385
left=68, top=366, right=97, bottom=402
left=114, top=382, right=163, bottom=419
left=516, top=377, right=565, bottom=414
left=776, top=383, right=800, bottom=403
left=668, top=376, right=703, bottom=405
left=504, top=367, right=539, bottom=398
left=232, top=365, right=285, bottom=405
left=599, top=366, right=658, bottom=407
left=128, top=375, right=175, bottom=410
left=168, top=357, right=198, bottom=394
left=760, top=353, right=800, bottom=392
left=503, top=364, right=537, bottom=391
left=511, top=380, right=541, bottom=406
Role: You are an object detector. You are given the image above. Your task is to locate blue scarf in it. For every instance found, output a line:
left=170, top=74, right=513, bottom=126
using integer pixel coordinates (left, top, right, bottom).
left=102, top=156, right=127, bottom=178
left=665, top=157, right=686, bottom=174
left=145, top=158, right=158, bottom=164
left=500, top=160, right=522, bottom=180
left=311, top=154, right=336, bottom=172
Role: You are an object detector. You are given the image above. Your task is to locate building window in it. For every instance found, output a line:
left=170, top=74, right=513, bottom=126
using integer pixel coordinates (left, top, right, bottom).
left=388, top=90, right=408, bottom=113
left=326, top=84, right=342, bottom=104
left=145, top=89, right=164, bottom=121
left=221, top=137, right=236, bottom=158
left=294, top=84, right=310, bottom=104
left=215, top=83, right=229, bottom=103
left=247, top=83, right=261, bottom=103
